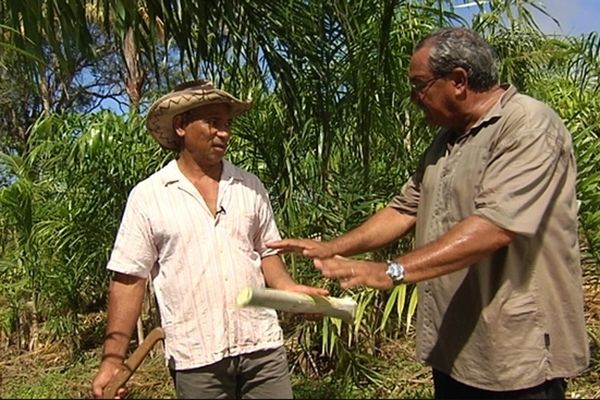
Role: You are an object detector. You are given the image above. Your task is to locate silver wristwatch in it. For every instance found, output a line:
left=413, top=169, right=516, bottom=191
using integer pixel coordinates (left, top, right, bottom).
left=385, top=259, right=405, bottom=285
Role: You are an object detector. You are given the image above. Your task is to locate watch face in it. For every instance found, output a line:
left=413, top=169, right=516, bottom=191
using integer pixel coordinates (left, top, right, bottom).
left=386, top=264, right=396, bottom=278
left=386, top=261, right=404, bottom=282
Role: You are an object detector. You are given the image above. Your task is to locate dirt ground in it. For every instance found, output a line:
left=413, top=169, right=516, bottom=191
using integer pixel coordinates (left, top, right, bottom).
left=1, top=261, right=599, bottom=399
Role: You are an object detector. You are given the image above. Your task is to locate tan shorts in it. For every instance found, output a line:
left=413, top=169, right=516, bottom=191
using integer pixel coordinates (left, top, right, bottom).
left=170, top=346, right=293, bottom=399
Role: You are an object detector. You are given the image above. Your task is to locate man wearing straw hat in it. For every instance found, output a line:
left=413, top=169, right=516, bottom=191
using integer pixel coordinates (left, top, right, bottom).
left=91, top=80, right=327, bottom=399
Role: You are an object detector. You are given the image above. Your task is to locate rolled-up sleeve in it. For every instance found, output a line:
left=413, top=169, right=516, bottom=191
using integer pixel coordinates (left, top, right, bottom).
left=474, top=120, right=566, bottom=237
left=388, top=175, right=420, bottom=216
left=107, top=185, right=157, bottom=277
left=253, top=181, right=282, bottom=258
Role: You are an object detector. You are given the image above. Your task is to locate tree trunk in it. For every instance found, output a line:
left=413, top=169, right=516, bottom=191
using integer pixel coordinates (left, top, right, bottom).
left=123, top=27, right=145, bottom=112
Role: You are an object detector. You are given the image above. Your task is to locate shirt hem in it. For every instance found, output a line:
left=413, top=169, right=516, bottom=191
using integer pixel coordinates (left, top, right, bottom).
left=166, top=339, right=285, bottom=371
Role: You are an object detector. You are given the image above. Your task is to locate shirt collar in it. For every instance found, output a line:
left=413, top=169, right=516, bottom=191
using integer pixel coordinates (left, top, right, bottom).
left=450, top=83, right=517, bottom=142
left=160, top=158, right=245, bottom=187
left=469, top=83, right=517, bottom=131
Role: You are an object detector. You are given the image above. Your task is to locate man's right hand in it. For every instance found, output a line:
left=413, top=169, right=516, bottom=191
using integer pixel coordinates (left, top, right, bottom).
left=266, top=238, right=336, bottom=259
left=91, top=360, right=128, bottom=399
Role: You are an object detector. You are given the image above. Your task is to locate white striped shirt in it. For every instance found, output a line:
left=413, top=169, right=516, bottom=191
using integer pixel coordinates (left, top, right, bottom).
left=107, top=159, right=284, bottom=370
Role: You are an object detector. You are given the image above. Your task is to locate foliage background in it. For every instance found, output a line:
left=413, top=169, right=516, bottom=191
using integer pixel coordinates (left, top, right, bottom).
left=0, top=0, right=598, bottom=397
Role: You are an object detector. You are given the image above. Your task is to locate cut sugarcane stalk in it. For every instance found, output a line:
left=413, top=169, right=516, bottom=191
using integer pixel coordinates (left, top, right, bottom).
left=237, top=287, right=357, bottom=324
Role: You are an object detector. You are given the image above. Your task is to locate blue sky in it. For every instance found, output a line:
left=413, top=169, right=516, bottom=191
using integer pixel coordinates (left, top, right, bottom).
left=455, top=0, right=600, bottom=36
left=532, top=0, right=600, bottom=35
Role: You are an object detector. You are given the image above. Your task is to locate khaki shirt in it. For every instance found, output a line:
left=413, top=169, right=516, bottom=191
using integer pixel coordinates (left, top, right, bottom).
left=389, top=85, right=589, bottom=390
left=107, top=159, right=284, bottom=370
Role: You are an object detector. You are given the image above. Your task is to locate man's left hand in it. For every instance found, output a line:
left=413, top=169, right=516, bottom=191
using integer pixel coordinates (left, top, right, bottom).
left=285, top=283, right=329, bottom=297
left=282, top=284, right=329, bottom=321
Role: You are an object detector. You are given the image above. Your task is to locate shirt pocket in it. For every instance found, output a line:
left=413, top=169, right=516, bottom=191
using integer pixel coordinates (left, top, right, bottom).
left=229, top=211, right=258, bottom=249
left=497, top=292, right=544, bottom=344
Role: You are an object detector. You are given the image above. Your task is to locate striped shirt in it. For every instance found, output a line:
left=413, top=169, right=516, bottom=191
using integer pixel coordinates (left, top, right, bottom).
left=107, top=159, right=284, bottom=370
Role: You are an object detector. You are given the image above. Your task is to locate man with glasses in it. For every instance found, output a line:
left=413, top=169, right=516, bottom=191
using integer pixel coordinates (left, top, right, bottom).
left=269, top=27, right=589, bottom=398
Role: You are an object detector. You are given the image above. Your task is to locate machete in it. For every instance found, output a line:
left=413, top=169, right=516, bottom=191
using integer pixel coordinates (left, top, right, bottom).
left=102, top=327, right=165, bottom=399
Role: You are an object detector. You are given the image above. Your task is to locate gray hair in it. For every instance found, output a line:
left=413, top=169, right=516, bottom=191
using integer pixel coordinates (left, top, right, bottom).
left=415, top=27, right=499, bottom=91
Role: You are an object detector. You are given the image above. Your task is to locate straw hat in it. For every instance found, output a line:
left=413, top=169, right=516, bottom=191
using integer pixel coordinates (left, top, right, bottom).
left=146, top=80, right=253, bottom=150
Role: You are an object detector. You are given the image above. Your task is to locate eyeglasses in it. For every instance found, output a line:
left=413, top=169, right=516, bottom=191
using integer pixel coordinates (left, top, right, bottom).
left=409, top=76, right=440, bottom=94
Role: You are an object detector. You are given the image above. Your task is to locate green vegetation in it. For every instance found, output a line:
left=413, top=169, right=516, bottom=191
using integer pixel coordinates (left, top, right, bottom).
left=0, top=1, right=599, bottom=398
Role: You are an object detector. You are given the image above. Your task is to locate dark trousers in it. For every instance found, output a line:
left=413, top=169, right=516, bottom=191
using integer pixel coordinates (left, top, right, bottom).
left=433, top=368, right=567, bottom=399
left=169, top=346, right=292, bottom=399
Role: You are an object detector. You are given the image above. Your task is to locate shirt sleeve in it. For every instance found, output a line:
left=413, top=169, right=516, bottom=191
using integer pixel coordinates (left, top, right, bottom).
left=387, top=128, right=451, bottom=215
left=388, top=175, right=420, bottom=216
left=253, top=180, right=282, bottom=258
left=473, top=113, right=569, bottom=237
left=107, top=184, right=158, bottom=278
left=387, top=146, right=432, bottom=215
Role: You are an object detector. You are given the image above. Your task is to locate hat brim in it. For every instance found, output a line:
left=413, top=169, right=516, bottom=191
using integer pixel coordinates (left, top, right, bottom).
left=146, top=88, right=253, bottom=150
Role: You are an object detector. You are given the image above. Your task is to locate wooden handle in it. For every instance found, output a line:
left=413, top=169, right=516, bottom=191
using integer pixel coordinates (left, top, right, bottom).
left=103, top=327, right=166, bottom=399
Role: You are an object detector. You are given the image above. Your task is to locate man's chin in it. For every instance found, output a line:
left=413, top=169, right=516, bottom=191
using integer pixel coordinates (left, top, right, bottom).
left=423, top=114, right=438, bottom=127
left=212, top=147, right=227, bottom=156
left=422, top=112, right=443, bottom=128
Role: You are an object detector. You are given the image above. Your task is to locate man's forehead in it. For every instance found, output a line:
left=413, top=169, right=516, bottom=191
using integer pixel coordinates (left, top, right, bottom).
left=409, top=46, right=431, bottom=77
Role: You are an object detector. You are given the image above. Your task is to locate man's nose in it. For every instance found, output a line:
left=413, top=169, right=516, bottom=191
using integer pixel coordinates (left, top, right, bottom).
left=215, top=126, right=230, bottom=139
left=410, top=88, right=422, bottom=105
left=410, top=89, right=421, bottom=104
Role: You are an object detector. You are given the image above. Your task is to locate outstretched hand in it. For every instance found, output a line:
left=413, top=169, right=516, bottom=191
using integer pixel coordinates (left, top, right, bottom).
left=267, top=238, right=336, bottom=259
left=314, top=256, right=394, bottom=290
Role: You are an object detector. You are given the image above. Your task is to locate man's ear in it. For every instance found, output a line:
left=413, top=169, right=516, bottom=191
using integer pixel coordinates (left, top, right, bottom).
left=450, top=67, right=468, bottom=94
left=173, top=115, right=186, bottom=138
